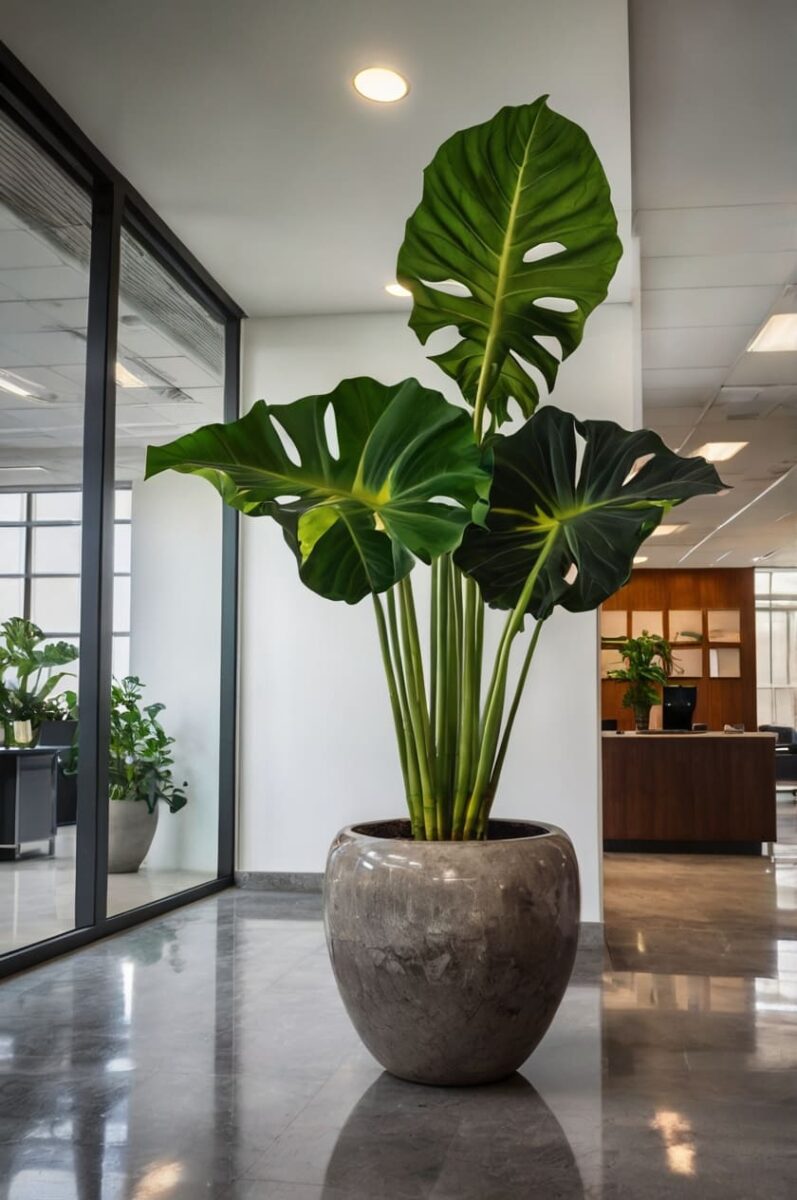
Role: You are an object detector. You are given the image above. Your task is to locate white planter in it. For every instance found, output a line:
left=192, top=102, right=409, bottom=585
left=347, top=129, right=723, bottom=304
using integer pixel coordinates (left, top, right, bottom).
left=13, top=720, right=33, bottom=745
left=108, top=799, right=159, bottom=873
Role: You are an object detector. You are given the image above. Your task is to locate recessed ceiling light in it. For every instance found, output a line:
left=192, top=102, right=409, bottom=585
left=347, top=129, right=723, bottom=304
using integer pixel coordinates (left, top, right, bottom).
left=385, top=281, right=411, bottom=298
left=748, top=313, right=797, bottom=353
left=692, top=441, right=748, bottom=463
left=650, top=523, right=686, bottom=537
left=353, top=67, right=409, bottom=104
left=633, top=556, right=648, bottom=564
left=116, top=363, right=147, bottom=389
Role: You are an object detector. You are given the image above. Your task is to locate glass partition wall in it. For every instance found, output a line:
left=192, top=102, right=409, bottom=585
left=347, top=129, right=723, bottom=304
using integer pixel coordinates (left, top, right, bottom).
left=0, top=47, right=241, bottom=977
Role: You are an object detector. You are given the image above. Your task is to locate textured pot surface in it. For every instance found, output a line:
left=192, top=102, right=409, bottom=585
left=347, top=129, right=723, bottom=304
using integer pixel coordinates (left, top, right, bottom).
left=324, top=818, right=580, bottom=1086
left=108, top=799, right=159, bottom=874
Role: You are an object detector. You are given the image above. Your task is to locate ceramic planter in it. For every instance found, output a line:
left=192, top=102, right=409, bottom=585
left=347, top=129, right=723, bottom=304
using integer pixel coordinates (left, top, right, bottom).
left=108, top=798, right=159, bottom=873
left=324, top=818, right=579, bottom=1086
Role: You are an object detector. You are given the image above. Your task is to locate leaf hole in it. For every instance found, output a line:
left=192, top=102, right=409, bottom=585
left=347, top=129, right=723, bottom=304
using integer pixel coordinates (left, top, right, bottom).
left=623, top=453, right=655, bottom=486
left=274, top=494, right=301, bottom=504
left=533, top=296, right=578, bottom=313
left=563, top=562, right=579, bottom=586
left=323, top=402, right=340, bottom=461
left=534, top=334, right=563, bottom=363
left=421, top=278, right=473, bottom=298
left=428, top=495, right=465, bottom=509
left=270, top=415, right=302, bottom=467
left=523, top=241, right=567, bottom=264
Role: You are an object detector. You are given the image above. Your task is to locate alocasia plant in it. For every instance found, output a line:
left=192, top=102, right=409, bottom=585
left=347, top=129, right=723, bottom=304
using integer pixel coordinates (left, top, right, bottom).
left=146, top=97, right=724, bottom=840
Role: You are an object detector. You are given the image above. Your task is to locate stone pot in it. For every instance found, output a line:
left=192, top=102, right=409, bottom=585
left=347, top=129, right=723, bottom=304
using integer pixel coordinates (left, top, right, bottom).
left=108, top=799, right=159, bottom=873
left=324, top=818, right=580, bottom=1086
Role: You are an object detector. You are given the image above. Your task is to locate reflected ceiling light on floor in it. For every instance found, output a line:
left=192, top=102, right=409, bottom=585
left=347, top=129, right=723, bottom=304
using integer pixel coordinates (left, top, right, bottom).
left=633, top=556, right=648, bottom=564
left=692, top=441, right=748, bottom=463
left=115, top=363, right=148, bottom=389
left=385, top=281, right=411, bottom=298
left=0, top=465, right=48, bottom=473
left=353, top=67, right=409, bottom=103
left=748, top=313, right=797, bottom=352
left=650, top=524, right=686, bottom=537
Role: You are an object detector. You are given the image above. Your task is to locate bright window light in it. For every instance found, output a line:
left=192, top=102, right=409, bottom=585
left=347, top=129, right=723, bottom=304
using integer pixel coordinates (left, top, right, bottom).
left=748, top=313, right=797, bottom=352
left=692, top=441, right=748, bottom=463
left=385, top=281, right=411, bottom=298
left=115, top=363, right=147, bottom=389
left=650, top=524, right=686, bottom=537
left=633, top=555, right=648, bottom=564
left=353, top=67, right=409, bottom=103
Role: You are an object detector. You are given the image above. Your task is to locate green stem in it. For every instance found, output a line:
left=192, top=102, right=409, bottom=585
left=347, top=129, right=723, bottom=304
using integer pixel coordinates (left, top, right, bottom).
left=452, top=574, right=478, bottom=837
left=398, top=578, right=437, bottom=839
left=372, top=594, right=410, bottom=801
left=464, top=528, right=557, bottom=838
left=386, top=589, right=424, bottom=838
left=477, top=617, right=546, bottom=836
left=434, top=554, right=450, bottom=803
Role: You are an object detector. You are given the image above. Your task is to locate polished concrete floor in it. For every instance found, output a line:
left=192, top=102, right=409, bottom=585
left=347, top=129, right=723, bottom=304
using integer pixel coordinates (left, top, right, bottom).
left=0, top=827, right=213, bottom=953
left=0, top=807, right=796, bottom=1197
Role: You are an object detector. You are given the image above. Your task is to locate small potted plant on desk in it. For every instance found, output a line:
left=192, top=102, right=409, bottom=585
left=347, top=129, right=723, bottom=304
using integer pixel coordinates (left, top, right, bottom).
left=0, top=618, right=78, bottom=745
left=106, top=676, right=187, bottom=874
left=607, top=631, right=675, bottom=731
left=144, top=97, right=725, bottom=1085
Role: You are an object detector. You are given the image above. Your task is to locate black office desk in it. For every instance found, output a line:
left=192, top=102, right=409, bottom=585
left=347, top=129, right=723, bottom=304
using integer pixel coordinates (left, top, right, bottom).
left=0, top=746, right=59, bottom=860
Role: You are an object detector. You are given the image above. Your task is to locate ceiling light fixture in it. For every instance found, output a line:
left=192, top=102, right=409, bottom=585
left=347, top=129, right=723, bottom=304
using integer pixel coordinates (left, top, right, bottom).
left=385, top=281, right=411, bottom=298
left=0, top=374, right=34, bottom=399
left=650, top=524, right=686, bottom=537
left=748, top=313, right=797, bottom=353
left=115, top=363, right=148, bottom=389
left=353, top=67, right=409, bottom=103
left=0, top=465, right=48, bottom=474
left=633, top=556, right=648, bottom=564
left=692, top=441, right=748, bottom=463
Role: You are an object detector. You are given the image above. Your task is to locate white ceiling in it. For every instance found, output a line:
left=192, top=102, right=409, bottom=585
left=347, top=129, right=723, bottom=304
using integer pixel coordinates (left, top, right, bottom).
left=630, top=0, right=797, bottom=569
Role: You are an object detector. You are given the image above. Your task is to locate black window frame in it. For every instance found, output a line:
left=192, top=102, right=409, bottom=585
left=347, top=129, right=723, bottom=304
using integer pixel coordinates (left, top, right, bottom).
left=0, top=42, right=244, bottom=978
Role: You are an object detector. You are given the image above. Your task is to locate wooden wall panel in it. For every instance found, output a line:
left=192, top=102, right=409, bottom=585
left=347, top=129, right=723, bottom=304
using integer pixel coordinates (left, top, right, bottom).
left=601, top=568, right=757, bottom=732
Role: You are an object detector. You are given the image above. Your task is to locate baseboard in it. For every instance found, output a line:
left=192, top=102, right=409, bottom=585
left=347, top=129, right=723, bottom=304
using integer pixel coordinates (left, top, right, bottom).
left=578, top=921, right=605, bottom=949
left=235, top=871, right=324, bottom=893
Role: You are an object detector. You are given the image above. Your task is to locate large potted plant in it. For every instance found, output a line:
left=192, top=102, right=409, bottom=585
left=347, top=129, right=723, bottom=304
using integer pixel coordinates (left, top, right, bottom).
left=145, top=98, right=724, bottom=1084
left=607, top=631, right=675, bottom=730
left=0, top=617, right=78, bottom=746
left=106, top=676, right=187, bottom=873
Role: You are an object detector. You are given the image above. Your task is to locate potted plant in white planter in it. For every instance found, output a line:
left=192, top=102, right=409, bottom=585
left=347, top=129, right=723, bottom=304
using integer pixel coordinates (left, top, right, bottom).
left=106, top=676, right=187, bottom=873
left=145, top=97, right=724, bottom=1084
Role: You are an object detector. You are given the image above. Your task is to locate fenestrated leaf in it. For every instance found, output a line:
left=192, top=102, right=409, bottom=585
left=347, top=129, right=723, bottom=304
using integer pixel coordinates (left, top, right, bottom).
left=455, top=406, right=726, bottom=618
left=146, top=376, right=491, bottom=605
left=397, top=97, right=622, bottom=428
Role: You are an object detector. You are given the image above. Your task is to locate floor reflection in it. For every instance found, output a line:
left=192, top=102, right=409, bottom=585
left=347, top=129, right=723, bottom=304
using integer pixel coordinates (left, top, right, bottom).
left=319, top=1072, right=583, bottom=1199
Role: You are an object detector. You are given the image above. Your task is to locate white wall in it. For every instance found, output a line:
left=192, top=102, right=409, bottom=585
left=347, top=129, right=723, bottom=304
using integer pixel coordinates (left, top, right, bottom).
left=238, top=305, right=636, bottom=921
left=129, top=472, right=223, bottom=875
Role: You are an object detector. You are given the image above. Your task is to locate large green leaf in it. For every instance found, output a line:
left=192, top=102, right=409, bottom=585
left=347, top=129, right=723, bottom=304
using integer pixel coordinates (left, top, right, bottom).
left=455, top=406, right=726, bottom=618
left=397, top=97, right=622, bottom=429
left=146, top=376, right=491, bottom=605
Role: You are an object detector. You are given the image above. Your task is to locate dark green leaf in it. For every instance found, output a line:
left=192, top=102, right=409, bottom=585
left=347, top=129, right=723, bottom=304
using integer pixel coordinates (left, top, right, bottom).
left=397, top=97, right=622, bottom=428
left=455, top=406, right=726, bottom=618
left=146, top=376, right=491, bottom=604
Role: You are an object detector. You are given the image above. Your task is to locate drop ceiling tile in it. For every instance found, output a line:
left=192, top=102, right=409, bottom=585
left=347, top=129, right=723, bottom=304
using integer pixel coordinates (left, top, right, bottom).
left=641, top=404, right=704, bottom=427
left=643, top=324, right=754, bottom=369
left=0, top=203, right=24, bottom=232
left=641, top=286, right=780, bottom=330
left=0, top=229, right=64, bottom=270
left=642, top=367, right=726, bottom=391
left=0, top=266, right=90, bottom=301
left=636, top=205, right=797, bottom=257
left=0, top=302, right=56, bottom=335
left=0, top=366, right=84, bottom=399
left=641, top=252, right=797, bottom=290
left=643, top=386, right=716, bottom=407
left=117, top=323, right=181, bottom=358
left=725, top=351, right=797, bottom=387
left=31, top=297, right=89, bottom=330
left=0, top=331, right=87, bottom=368
left=143, top=357, right=222, bottom=388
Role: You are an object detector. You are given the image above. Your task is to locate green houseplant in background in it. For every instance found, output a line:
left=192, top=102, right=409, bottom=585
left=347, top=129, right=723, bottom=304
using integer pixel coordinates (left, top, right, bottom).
left=0, top=618, right=78, bottom=746
left=106, top=676, right=187, bottom=874
left=145, top=97, right=724, bottom=1084
left=607, top=632, right=675, bottom=730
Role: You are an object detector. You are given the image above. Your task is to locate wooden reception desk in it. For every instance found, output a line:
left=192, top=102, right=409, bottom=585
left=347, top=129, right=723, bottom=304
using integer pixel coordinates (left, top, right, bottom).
left=602, top=731, right=777, bottom=852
